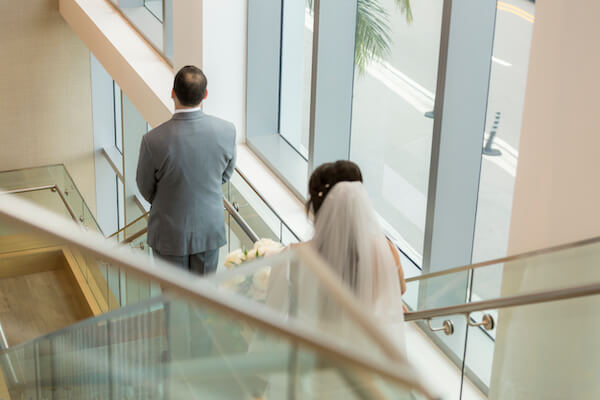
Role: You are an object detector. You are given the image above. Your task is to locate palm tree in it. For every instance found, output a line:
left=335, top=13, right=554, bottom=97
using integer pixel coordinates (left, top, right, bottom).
left=307, top=0, right=413, bottom=73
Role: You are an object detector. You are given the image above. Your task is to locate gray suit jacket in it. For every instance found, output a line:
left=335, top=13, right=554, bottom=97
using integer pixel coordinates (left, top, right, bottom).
left=136, top=110, right=236, bottom=256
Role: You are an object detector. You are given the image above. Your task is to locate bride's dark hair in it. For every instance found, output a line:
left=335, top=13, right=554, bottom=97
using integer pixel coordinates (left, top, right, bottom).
left=306, top=160, right=363, bottom=216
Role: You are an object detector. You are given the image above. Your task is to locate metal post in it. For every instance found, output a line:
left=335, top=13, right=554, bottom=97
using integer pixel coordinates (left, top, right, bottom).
left=483, top=111, right=502, bottom=156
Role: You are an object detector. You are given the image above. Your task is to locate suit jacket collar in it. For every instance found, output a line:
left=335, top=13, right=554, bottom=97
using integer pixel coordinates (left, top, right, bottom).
left=172, top=110, right=205, bottom=120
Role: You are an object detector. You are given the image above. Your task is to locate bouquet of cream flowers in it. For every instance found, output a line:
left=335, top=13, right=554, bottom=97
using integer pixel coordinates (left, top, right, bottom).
left=222, top=239, right=284, bottom=301
left=224, top=238, right=284, bottom=268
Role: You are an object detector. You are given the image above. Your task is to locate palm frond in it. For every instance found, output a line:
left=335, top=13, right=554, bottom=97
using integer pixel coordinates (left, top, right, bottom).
left=394, top=0, right=413, bottom=24
left=355, top=0, right=392, bottom=73
left=304, top=0, right=414, bottom=73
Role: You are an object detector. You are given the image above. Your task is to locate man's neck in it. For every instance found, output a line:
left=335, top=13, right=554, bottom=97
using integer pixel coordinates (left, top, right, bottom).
left=175, top=105, right=200, bottom=110
left=174, top=104, right=202, bottom=114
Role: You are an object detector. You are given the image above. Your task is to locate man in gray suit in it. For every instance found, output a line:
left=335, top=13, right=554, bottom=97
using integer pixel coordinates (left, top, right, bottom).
left=136, top=65, right=236, bottom=275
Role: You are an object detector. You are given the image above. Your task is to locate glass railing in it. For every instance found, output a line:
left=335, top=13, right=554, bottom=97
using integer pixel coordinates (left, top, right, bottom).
left=224, top=168, right=302, bottom=246
left=403, top=236, right=600, bottom=399
left=0, top=164, right=102, bottom=234
left=0, top=193, right=434, bottom=399
left=110, top=166, right=301, bottom=262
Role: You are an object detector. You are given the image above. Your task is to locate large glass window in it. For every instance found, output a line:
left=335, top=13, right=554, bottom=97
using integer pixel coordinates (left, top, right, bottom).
left=279, top=0, right=313, bottom=159
left=91, top=54, right=124, bottom=235
left=110, top=0, right=173, bottom=61
left=349, top=0, right=443, bottom=259
left=472, top=1, right=536, bottom=265
left=246, top=0, right=314, bottom=197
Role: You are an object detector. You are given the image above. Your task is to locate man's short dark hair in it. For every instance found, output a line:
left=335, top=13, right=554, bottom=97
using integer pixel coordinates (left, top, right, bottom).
left=173, top=66, right=207, bottom=107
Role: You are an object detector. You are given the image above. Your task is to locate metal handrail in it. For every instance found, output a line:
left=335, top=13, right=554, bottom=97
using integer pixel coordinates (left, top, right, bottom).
left=0, top=194, right=435, bottom=399
left=407, top=235, right=600, bottom=283
left=0, top=185, right=79, bottom=224
left=0, top=164, right=104, bottom=235
left=107, top=212, right=148, bottom=239
left=108, top=197, right=260, bottom=245
left=404, top=282, right=600, bottom=322
left=223, top=197, right=260, bottom=243
left=108, top=167, right=302, bottom=244
left=233, top=167, right=302, bottom=242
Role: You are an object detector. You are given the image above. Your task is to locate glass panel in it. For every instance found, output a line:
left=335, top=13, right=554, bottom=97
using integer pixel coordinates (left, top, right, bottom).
left=228, top=174, right=279, bottom=242
left=226, top=170, right=302, bottom=245
left=10, top=189, right=73, bottom=221
left=349, top=0, right=444, bottom=258
left=2, top=295, right=427, bottom=399
left=279, top=0, right=313, bottom=158
left=0, top=165, right=102, bottom=234
left=485, top=295, right=600, bottom=399
left=406, top=238, right=600, bottom=396
left=281, top=224, right=300, bottom=246
left=407, top=239, right=600, bottom=313
left=113, top=81, right=123, bottom=154
left=227, top=210, right=256, bottom=256
left=460, top=292, right=600, bottom=398
left=117, top=0, right=168, bottom=57
left=122, top=93, right=149, bottom=225
left=0, top=196, right=433, bottom=398
left=246, top=0, right=310, bottom=198
left=209, top=251, right=405, bottom=366
left=144, top=0, right=163, bottom=22
left=472, top=1, right=536, bottom=262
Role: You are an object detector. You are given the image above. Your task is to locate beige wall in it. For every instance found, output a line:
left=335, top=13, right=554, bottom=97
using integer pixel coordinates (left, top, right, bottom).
left=0, top=0, right=96, bottom=212
left=506, top=0, right=600, bottom=254
left=490, top=1, right=600, bottom=398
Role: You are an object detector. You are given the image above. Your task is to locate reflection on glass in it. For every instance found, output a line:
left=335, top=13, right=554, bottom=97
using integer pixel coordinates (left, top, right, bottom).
left=122, top=93, right=149, bottom=225
left=472, top=2, right=535, bottom=263
left=349, top=0, right=443, bottom=258
left=406, top=237, right=600, bottom=395
left=0, top=165, right=102, bottom=234
left=144, top=0, right=163, bottom=22
left=223, top=171, right=302, bottom=246
left=208, top=250, right=405, bottom=365
left=0, top=208, right=430, bottom=399
left=486, top=295, right=600, bottom=399
left=279, top=0, right=313, bottom=158
left=2, top=295, right=427, bottom=399
left=113, top=82, right=123, bottom=153
left=115, top=0, right=171, bottom=60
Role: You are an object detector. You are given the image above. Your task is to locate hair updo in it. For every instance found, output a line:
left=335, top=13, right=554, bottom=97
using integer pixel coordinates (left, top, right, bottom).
left=306, top=160, right=363, bottom=216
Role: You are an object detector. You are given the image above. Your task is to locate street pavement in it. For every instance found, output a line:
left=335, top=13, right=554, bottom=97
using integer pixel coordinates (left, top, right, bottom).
left=349, top=0, right=535, bottom=283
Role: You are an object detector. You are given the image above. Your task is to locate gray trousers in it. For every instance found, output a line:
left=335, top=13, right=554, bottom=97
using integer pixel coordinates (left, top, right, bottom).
left=154, top=248, right=220, bottom=275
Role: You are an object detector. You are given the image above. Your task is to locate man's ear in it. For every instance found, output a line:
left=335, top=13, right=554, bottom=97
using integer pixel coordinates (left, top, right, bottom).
left=203, top=89, right=208, bottom=100
left=171, top=88, right=176, bottom=99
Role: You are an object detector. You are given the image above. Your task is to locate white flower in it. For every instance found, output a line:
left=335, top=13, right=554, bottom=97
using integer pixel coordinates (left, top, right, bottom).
left=252, top=267, right=271, bottom=292
left=224, top=239, right=283, bottom=269
left=252, top=239, right=284, bottom=257
left=224, top=249, right=246, bottom=269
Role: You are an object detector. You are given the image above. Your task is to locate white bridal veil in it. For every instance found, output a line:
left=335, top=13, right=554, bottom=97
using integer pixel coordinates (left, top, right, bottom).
left=310, top=181, right=406, bottom=354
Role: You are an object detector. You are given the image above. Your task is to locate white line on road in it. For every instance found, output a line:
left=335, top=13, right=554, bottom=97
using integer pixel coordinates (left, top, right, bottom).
left=492, top=56, right=512, bottom=67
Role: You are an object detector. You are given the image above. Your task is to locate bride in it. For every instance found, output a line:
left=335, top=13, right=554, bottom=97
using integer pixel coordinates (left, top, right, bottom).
left=303, top=160, right=407, bottom=354
left=243, top=161, right=408, bottom=398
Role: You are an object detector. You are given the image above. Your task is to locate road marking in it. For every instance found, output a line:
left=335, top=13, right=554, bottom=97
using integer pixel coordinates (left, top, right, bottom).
left=497, top=1, right=535, bottom=23
left=492, top=56, right=512, bottom=67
